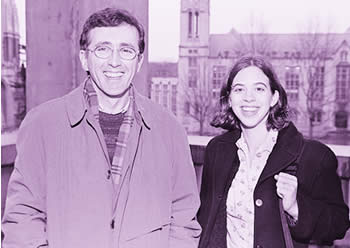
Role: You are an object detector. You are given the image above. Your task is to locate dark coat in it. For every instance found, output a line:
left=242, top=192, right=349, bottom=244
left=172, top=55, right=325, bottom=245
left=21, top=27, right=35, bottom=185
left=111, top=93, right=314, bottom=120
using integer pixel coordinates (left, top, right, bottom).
left=198, top=123, right=350, bottom=248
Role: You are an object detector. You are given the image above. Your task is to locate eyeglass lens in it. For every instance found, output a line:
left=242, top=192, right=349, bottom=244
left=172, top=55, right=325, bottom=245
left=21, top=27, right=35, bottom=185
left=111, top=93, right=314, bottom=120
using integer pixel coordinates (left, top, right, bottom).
left=94, top=46, right=137, bottom=60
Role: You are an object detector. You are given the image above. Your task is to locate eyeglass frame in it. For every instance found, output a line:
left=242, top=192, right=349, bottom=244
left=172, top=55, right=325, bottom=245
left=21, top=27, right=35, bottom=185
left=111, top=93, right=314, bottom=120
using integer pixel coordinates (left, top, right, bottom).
left=86, top=45, right=140, bottom=61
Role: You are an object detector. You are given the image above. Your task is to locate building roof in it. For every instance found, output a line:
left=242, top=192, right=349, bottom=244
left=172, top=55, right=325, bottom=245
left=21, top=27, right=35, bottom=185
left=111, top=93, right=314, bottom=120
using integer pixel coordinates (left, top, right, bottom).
left=149, top=62, right=178, bottom=77
left=209, top=32, right=350, bottom=59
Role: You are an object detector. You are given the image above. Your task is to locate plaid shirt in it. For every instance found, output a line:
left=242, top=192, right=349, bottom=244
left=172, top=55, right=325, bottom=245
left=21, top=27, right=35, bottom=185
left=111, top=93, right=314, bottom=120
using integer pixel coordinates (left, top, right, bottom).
left=83, top=77, right=134, bottom=184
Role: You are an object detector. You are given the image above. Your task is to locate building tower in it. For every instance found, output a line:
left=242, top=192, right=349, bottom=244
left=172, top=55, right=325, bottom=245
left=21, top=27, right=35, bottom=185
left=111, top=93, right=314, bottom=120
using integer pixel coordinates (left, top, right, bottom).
left=179, top=0, right=210, bottom=134
left=1, top=0, right=25, bottom=131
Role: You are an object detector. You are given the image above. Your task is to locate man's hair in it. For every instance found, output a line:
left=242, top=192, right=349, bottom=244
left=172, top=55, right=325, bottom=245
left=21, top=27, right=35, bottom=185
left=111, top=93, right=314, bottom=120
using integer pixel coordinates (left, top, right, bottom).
left=80, top=8, right=145, bottom=54
left=211, top=55, right=289, bottom=131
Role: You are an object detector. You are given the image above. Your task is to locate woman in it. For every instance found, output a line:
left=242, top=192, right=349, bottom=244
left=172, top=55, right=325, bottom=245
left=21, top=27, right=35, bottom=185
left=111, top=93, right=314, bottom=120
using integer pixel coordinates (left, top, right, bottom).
left=198, top=56, right=349, bottom=248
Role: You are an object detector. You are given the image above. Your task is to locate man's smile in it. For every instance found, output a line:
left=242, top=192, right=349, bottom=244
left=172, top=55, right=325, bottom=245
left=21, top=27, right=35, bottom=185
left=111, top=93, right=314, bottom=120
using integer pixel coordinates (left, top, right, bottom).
left=104, top=71, right=125, bottom=78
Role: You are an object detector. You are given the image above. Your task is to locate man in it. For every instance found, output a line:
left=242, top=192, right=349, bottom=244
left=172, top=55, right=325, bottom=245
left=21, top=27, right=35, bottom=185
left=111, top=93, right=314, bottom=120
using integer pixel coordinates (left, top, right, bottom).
left=2, top=8, right=201, bottom=248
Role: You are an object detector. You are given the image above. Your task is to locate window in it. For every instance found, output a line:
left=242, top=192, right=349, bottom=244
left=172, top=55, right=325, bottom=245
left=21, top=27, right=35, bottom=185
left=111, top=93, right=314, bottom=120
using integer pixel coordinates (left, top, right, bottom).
left=285, top=67, right=300, bottom=90
left=189, top=69, right=197, bottom=88
left=188, top=11, right=193, bottom=37
left=189, top=57, right=197, bottom=67
left=224, top=51, right=229, bottom=58
left=171, top=84, right=177, bottom=93
left=163, top=84, right=168, bottom=108
left=310, top=110, right=322, bottom=124
left=212, top=90, right=220, bottom=98
left=154, top=84, right=160, bottom=104
left=285, top=66, right=300, bottom=101
left=340, top=51, right=348, bottom=62
left=287, top=92, right=299, bottom=101
left=212, top=65, right=226, bottom=90
left=195, top=11, right=199, bottom=37
left=3, top=37, right=9, bottom=61
left=171, top=85, right=177, bottom=115
left=335, top=111, right=348, bottom=128
left=185, top=102, right=190, bottom=114
left=188, top=56, right=198, bottom=88
left=310, top=66, right=325, bottom=100
left=13, top=38, right=18, bottom=60
left=336, top=65, right=350, bottom=101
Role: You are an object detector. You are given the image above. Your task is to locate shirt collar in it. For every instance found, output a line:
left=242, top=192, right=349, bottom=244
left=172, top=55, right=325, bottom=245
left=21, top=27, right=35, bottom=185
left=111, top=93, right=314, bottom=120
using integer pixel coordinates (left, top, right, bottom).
left=235, top=128, right=278, bottom=154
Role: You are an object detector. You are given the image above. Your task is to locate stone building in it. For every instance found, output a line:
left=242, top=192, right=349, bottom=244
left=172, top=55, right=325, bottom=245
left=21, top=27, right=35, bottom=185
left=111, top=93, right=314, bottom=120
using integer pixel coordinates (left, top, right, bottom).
left=149, top=62, right=178, bottom=116
left=176, top=0, right=350, bottom=143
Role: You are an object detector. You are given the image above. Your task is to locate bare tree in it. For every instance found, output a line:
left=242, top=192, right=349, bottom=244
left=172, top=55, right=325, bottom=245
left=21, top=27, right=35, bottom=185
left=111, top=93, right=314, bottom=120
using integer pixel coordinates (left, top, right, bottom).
left=184, top=86, right=215, bottom=135
left=295, top=22, right=337, bottom=138
left=232, top=13, right=273, bottom=57
left=179, top=61, right=216, bottom=135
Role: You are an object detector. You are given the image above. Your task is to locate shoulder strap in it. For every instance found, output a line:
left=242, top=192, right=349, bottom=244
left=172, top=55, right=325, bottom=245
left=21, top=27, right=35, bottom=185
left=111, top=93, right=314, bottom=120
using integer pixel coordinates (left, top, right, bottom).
left=279, top=199, right=294, bottom=248
left=279, top=141, right=305, bottom=248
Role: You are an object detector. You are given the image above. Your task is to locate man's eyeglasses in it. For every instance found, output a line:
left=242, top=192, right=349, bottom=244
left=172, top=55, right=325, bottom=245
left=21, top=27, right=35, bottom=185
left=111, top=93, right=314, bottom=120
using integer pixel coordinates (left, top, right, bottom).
left=87, top=45, right=139, bottom=60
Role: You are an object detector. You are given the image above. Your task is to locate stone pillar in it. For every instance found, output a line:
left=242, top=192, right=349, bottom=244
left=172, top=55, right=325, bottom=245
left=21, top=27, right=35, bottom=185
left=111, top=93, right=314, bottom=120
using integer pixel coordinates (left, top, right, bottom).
left=26, top=0, right=149, bottom=110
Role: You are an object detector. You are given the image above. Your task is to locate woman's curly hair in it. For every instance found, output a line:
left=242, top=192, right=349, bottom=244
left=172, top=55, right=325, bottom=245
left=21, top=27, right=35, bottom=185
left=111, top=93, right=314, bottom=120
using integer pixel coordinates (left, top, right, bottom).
left=211, top=55, right=289, bottom=131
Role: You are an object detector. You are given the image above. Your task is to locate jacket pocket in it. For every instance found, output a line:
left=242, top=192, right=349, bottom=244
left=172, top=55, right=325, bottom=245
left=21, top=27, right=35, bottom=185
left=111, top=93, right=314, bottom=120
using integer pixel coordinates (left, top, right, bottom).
left=124, top=217, right=171, bottom=242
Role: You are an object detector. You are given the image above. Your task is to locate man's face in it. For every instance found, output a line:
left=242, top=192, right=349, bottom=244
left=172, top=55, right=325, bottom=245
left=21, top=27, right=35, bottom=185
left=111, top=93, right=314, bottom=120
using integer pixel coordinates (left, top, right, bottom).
left=79, top=24, right=144, bottom=97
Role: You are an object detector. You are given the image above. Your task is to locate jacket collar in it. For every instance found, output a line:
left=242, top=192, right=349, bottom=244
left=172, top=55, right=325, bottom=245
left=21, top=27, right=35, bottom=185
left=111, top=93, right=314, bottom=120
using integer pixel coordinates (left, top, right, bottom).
left=257, top=122, right=304, bottom=184
left=215, top=123, right=303, bottom=157
left=211, top=129, right=241, bottom=198
left=215, top=128, right=241, bottom=144
left=64, top=80, right=151, bottom=130
left=212, top=123, right=304, bottom=191
left=132, top=88, right=151, bottom=130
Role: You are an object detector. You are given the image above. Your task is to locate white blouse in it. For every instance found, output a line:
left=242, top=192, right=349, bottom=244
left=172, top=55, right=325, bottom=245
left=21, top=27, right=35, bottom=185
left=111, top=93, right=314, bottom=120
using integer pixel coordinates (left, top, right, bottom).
left=227, top=129, right=278, bottom=248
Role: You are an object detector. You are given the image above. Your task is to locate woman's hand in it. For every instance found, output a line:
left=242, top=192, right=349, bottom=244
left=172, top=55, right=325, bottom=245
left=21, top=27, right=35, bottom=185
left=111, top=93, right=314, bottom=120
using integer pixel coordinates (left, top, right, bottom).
left=274, top=172, right=299, bottom=220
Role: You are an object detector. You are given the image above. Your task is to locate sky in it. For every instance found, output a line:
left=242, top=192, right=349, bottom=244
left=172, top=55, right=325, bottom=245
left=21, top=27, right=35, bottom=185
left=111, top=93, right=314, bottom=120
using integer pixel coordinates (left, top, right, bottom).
left=15, top=0, right=350, bottom=62
left=15, top=0, right=25, bottom=44
left=149, top=0, right=350, bottom=62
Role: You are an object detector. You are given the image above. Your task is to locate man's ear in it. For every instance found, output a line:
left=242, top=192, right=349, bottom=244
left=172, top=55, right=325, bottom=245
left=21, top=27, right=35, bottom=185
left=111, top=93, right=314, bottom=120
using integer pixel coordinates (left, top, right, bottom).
left=136, top=54, right=144, bottom=73
left=79, top=50, right=89, bottom=72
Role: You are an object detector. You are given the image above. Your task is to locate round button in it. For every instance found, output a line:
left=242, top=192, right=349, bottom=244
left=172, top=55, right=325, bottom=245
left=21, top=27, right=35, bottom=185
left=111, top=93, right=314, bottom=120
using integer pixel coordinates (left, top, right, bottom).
left=256, top=245, right=263, bottom=248
left=255, top=199, right=263, bottom=207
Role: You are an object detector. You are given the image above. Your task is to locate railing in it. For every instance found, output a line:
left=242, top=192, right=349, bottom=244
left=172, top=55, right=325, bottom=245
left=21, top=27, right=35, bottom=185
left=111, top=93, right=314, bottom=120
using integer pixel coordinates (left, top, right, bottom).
left=2, top=132, right=350, bottom=246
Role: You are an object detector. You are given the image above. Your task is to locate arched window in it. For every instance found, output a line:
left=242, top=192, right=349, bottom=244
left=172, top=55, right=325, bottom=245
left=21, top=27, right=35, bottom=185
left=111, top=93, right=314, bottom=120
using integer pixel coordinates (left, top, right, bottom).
left=188, top=11, right=193, bottom=37
left=341, top=51, right=348, bottom=62
left=195, top=11, right=199, bottom=37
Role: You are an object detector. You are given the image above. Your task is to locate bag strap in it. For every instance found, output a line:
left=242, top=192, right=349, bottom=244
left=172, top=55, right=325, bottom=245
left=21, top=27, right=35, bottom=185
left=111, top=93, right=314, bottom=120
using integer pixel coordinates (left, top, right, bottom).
left=279, top=141, right=305, bottom=248
left=279, top=199, right=294, bottom=248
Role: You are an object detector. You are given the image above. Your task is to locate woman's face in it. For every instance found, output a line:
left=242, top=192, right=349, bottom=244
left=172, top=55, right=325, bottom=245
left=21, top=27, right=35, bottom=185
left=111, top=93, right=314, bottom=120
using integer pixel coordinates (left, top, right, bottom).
left=229, top=66, right=279, bottom=130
